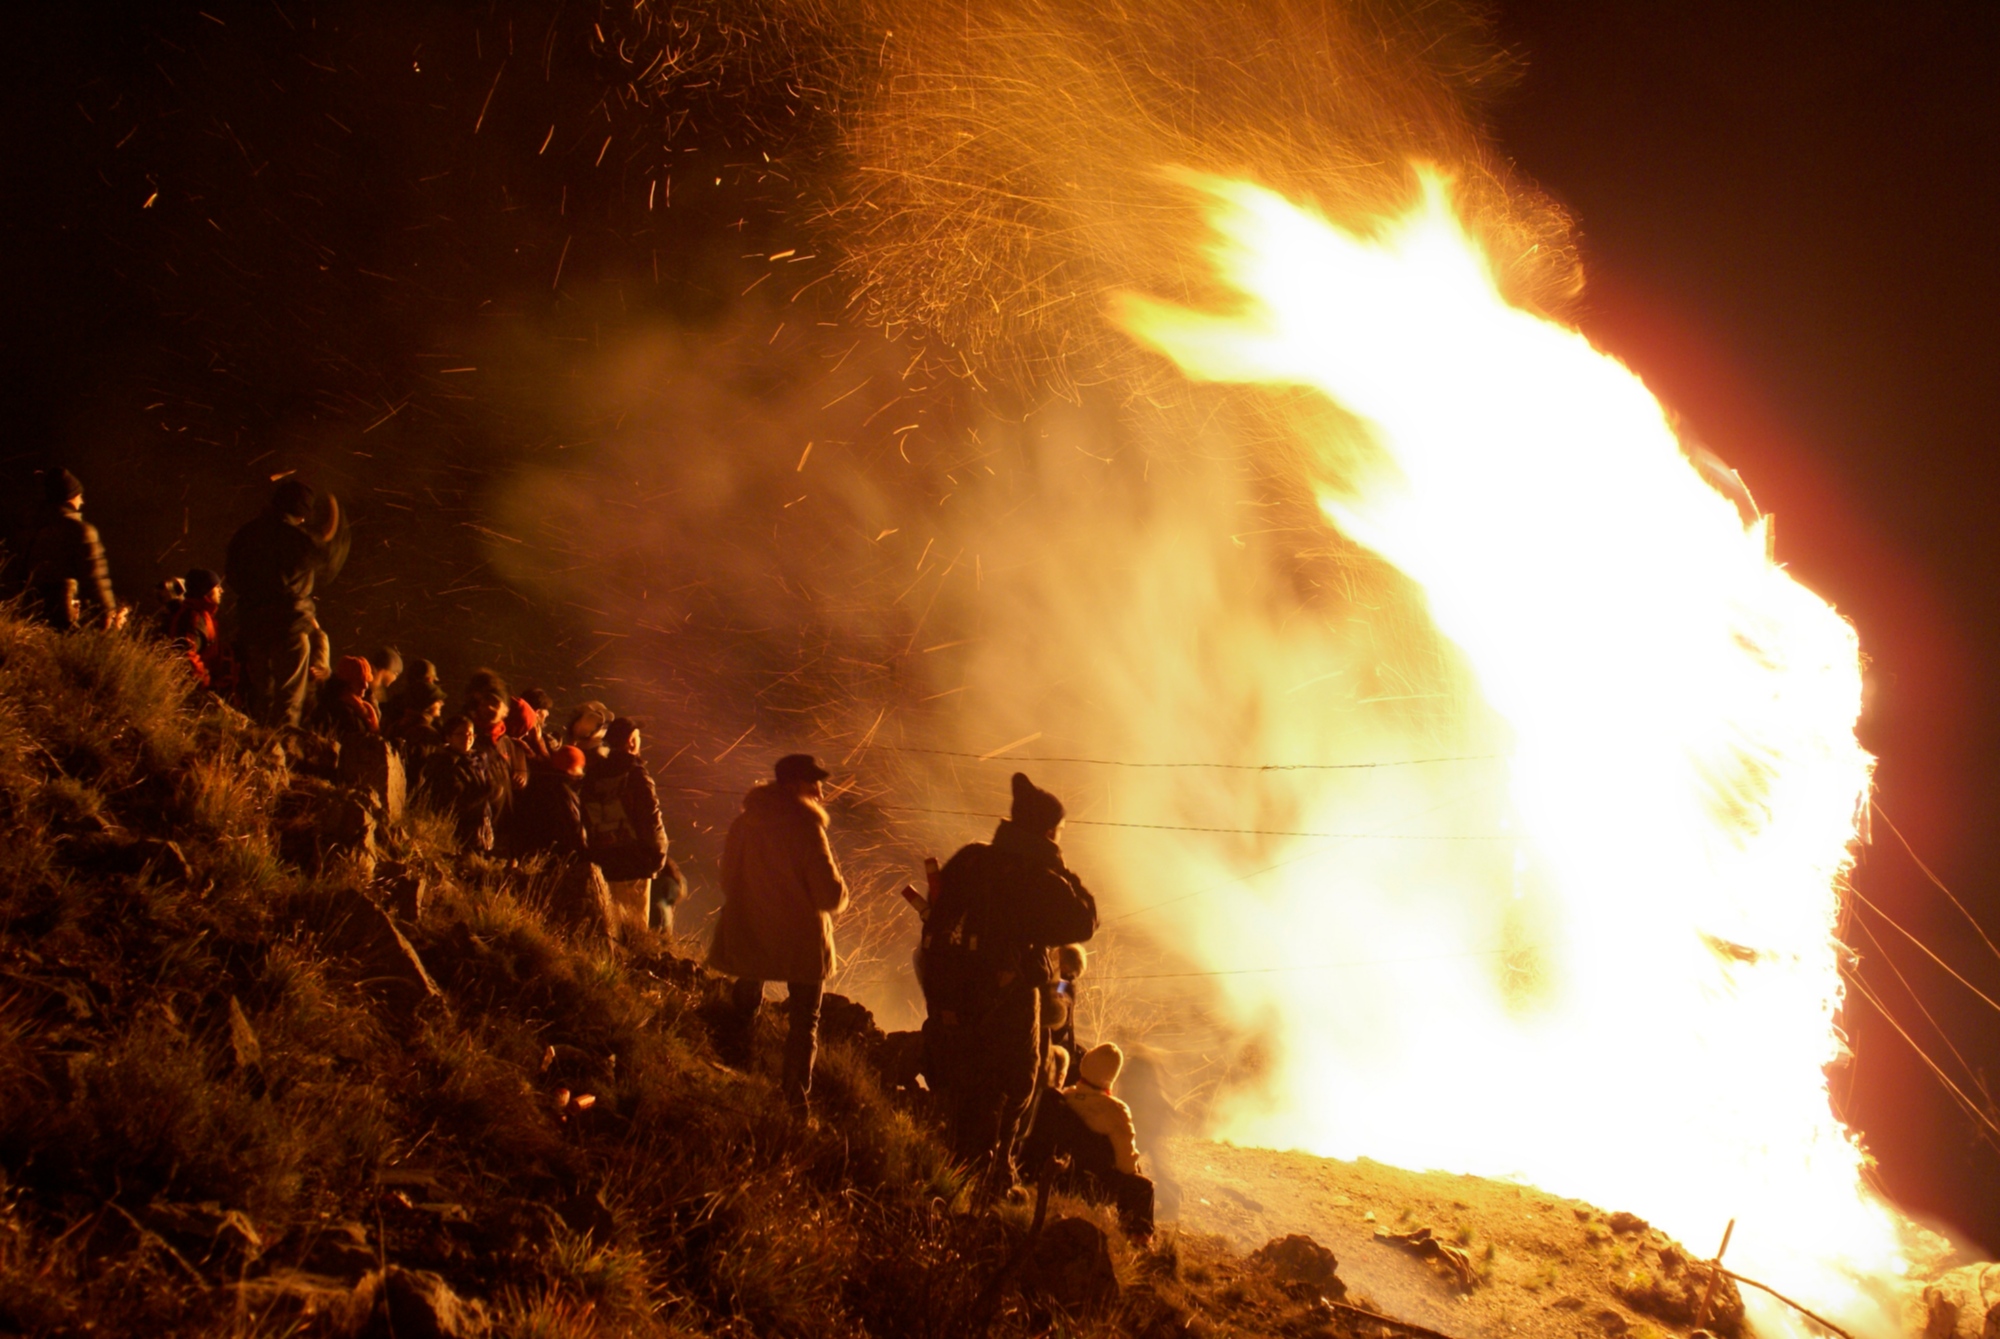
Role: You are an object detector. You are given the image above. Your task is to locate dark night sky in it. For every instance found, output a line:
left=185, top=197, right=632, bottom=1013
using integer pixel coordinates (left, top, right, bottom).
left=1491, top=2, right=2000, bottom=1249
left=4, top=0, right=1999, bottom=1254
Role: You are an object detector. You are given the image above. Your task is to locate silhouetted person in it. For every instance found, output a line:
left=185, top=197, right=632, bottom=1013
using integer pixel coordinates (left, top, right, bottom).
left=709, top=754, right=850, bottom=1119
left=517, top=746, right=615, bottom=938
left=418, top=715, right=500, bottom=854
left=922, top=773, right=1098, bottom=1192
left=226, top=478, right=348, bottom=728
left=166, top=569, right=232, bottom=695
left=582, top=717, right=675, bottom=938
left=507, top=696, right=552, bottom=763
left=25, top=467, right=115, bottom=630
left=461, top=669, right=528, bottom=795
left=385, top=680, right=448, bottom=767
left=327, top=655, right=379, bottom=740
left=518, top=746, right=589, bottom=857
left=365, top=646, right=402, bottom=711
left=1021, top=1042, right=1155, bottom=1241
left=565, top=700, right=611, bottom=759
left=147, top=576, right=186, bottom=640
left=519, top=687, right=560, bottom=754
left=1045, top=943, right=1087, bottom=1064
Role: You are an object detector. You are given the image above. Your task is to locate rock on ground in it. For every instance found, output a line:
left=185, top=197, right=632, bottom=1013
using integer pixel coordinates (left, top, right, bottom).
left=1924, top=1263, right=2000, bottom=1339
left=1030, top=1216, right=1120, bottom=1315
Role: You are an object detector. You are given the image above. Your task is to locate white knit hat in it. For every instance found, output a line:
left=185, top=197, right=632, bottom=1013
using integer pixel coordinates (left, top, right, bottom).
left=1077, top=1042, right=1123, bottom=1090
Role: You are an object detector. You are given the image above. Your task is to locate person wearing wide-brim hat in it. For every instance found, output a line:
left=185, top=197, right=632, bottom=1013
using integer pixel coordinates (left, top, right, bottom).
left=709, top=752, right=851, bottom=1120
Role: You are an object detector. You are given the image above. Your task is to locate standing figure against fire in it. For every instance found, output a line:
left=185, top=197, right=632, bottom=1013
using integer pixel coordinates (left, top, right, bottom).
left=581, top=717, right=679, bottom=938
left=226, top=478, right=348, bottom=728
left=25, top=467, right=116, bottom=630
left=709, top=754, right=850, bottom=1120
left=921, top=773, right=1098, bottom=1194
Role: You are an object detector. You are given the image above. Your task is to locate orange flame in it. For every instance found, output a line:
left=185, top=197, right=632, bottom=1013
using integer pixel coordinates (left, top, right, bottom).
left=1116, top=170, right=1909, bottom=1332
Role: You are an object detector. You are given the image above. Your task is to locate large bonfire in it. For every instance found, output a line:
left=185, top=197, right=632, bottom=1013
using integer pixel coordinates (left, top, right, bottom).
left=1111, top=169, right=1910, bottom=1334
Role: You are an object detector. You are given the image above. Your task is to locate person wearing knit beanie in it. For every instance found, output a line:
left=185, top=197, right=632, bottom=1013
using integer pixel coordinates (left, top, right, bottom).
left=166, top=569, right=230, bottom=694
left=921, top=771, right=1098, bottom=1194
left=25, top=465, right=117, bottom=630
left=328, top=655, right=380, bottom=739
left=1009, top=771, right=1065, bottom=834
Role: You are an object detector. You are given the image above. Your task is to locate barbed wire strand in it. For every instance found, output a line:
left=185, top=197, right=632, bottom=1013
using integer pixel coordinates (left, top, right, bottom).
left=1094, top=942, right=1535, bottom=982
left=1848, top=914, right=1984, bottom=1097
left=1844, top=968, right=2000, bottom=1144
left=871, top=744, right=1503, bottom=772
left=1873, top=801, right=2000, bottom=970
left=874, top=803, right=1514, bottom=843
left=1848, top=886, right=2000, bottom=1016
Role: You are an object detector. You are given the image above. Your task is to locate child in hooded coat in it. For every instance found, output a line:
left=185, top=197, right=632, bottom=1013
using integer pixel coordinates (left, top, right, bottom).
left=1018, top=1041, right=1155, bottom=1241
left=328, top=655, right=380, bottom=738
left=167, top=569, right=232, bottom=694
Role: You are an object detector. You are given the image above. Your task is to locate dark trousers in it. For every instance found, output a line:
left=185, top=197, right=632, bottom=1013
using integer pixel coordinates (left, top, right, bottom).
left=728, top=978, right=823, bottom=1112
left=949, top=979, right=1043, bottom=1185
left=239, top=629, right=313, bottom=728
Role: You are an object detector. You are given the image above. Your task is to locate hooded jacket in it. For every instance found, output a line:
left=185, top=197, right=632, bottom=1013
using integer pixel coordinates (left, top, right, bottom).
left=516, top=765, right=588, bottom=858
left=581, top=750, right=669, bottom=882
left=1063, top=1044, right=1141, bottom=1176
left=166, top=593, right=231, bottom=691
left=708, top=783, right=849, bottom=982
left=925, top=819, right=1097, bottom=1012
left=26, top=505, right=114, bottom=621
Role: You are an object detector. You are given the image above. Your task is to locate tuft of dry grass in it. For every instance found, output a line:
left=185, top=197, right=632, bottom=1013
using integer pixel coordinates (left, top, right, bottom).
left=0, top=605, right=1342, bottom=1338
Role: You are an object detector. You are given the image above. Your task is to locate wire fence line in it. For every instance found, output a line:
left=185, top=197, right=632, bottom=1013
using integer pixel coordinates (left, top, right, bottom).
left=1093, top=941, right=1548, bottom=983
left=872, top=802, right=1514, bottom=843
left=868, top=743, right=1503, bottom=772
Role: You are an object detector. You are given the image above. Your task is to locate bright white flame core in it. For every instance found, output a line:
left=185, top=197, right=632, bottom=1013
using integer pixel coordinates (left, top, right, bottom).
left=1118, top=172, right=1908, bottom=1329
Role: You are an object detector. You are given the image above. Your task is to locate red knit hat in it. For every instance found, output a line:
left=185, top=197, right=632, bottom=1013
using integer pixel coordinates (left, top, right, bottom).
left=334, top=655, right=373, bottom=693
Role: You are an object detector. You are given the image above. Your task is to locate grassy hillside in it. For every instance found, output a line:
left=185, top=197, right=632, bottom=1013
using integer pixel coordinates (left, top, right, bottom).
left=0, top=610, right=1346, bottom=1338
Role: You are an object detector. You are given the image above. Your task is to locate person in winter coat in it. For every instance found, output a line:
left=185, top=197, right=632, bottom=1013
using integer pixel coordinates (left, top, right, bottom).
left=1021, top=1042, right=1155, bottom=1240
left=519, top=688, right=561, bottom=754
left=507, top=697, right=553, bottom=764
left=463, top=672, right=529, bottom=785
left=582, top=718, right=683, bottom=937
left=327, top=655, right=379, bottom=740
left=418, top=715, right=501, bottom=854
left=384, top=681, right=447, bottom=767
left=920, top=772, right=1098, bottom=1192
left=565, top=700, right=611, bottom=758
left=1045, top=943, right=1087, bottom=1066
left=708, top=753, right=850, bottom=1117
left=166, top=569, right=233, bottom=694
left=25, top=467, right=116, bottom=630
left=365, top=646, right=403, bottom=712
left=518, top=746, right=589, bottom=856
left=147, top=576, right=186, bottom=640
left=386, top=657, right=439, bottom=710
left=518, top=746, right=617, bottom=938
left=225, top=478, right=348, bottom=728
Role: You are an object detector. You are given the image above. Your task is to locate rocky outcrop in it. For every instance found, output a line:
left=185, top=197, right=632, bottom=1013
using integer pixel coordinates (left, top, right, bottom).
left=1606, top=1232, right=1744, bottom=1337
left=1030, top=1216, right=1121, bottom=1314
left=1924, top=1263, right=2000, bottom=1339
left=1250, top=1233, right=1344, bottom=1299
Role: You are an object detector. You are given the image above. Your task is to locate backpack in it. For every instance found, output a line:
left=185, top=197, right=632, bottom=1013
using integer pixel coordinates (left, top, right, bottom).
left=918, top=844, right=1003, bottom=1020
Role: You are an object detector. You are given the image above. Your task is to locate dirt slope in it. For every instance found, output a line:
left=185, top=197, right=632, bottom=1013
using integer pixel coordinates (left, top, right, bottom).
left=1174, top=1138, right=1746, bottom=1339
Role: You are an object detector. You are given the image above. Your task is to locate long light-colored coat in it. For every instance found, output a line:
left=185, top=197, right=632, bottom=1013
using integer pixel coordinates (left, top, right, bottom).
left=708, top=783, right=849, bottom=983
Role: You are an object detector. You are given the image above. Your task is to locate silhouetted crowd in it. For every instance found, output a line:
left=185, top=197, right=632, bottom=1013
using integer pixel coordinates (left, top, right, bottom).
left=16, top=467, right=1170, bottom=1236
